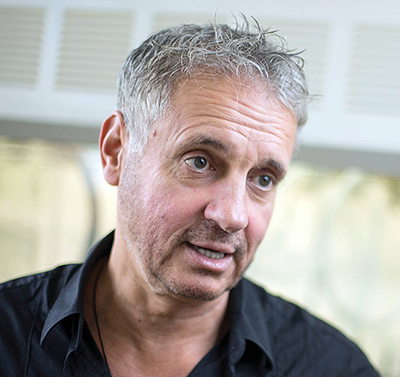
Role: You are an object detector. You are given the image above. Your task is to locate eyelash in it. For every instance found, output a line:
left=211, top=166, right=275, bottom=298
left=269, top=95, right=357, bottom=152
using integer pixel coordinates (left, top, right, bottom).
left=185, top=156, right=212, bottom=171
left=184, top=155, right=276, bottom=192
left=249, top=174, right=275, bottom=191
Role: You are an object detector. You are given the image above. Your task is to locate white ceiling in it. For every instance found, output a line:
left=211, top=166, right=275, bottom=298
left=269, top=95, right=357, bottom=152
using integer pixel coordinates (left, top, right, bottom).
left=0, top=0, right=399, bottom=156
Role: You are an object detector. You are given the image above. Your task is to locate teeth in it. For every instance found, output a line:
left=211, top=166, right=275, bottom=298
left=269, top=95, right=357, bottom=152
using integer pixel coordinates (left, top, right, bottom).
left=193, top=245, right=225, bottom=259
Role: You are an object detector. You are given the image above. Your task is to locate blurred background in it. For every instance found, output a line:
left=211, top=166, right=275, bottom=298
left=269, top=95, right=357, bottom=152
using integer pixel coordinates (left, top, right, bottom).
left=0, top=0, right=399, bottom=375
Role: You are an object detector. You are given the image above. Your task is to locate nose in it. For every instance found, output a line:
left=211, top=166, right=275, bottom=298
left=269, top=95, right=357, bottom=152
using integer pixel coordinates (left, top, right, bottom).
left=203, top=181, right=249, bottom=234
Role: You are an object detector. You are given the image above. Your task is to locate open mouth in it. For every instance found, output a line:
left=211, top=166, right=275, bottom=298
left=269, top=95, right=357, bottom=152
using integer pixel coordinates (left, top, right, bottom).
left=189, top=243, right=226, bottom=260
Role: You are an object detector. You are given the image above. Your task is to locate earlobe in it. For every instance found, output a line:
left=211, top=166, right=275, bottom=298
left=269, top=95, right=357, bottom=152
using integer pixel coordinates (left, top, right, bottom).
left=99, top=111, right=128, bottom=186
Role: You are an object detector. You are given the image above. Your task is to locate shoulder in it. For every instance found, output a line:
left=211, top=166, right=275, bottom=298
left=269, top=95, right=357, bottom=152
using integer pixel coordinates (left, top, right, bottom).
left=0, top=263, right=81, bottom=324
left=0, top=264, right=82, bottom=327
left=0, top=265, right=81, bottom=373
left=241, top=278, right=352, bottom=342
left=240, top=278, right=379, bottom=376
left=0, top=264, right=80, bottom=308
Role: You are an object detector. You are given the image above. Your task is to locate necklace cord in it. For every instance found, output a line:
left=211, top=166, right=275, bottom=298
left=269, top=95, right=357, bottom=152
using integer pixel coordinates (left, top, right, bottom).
left=93, top=261, right=110, bottom=371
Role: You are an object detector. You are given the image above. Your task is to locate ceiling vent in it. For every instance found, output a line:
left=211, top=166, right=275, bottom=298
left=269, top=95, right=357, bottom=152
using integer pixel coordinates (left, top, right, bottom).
left=55, top=9, right=135, bottom=93
left=258, top=18, right=331, bottom=109
left=346, top=25, right=400, bottom=117
left=152, top=13, right=230, bottom=32
left=0, top=7, right=46, bottom=88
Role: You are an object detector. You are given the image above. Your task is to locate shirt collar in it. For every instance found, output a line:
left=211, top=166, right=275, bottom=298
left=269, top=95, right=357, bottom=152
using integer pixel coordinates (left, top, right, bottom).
left=40, top=231, right=275, bottom=371
left=228, top=278, right=275, bottom=371
left=40, top=231, right=114, bottom=346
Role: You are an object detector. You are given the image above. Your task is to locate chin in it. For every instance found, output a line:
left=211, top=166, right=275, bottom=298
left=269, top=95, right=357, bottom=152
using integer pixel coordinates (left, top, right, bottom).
left=171, top=284, right=226, bottom=302
left=156, top=272, right=242, bottom=302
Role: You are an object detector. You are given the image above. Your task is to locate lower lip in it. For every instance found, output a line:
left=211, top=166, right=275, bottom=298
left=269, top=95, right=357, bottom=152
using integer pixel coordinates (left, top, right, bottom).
left=185, top=243, right=233, bottom=273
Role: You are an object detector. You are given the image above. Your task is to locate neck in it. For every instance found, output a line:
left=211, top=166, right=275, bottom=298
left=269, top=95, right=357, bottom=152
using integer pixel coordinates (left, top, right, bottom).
left=84, top=242, right=231, bottom=376
left=101, top=256, right=230, bottom=342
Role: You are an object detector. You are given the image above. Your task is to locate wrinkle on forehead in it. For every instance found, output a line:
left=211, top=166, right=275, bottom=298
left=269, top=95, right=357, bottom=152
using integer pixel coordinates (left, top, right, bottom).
left=156, top=75, right=297, bottom=162
left=170, top=76, right=295, bottom=132
left=169, top=109, right=296, bottom=156
left=174, top=73, right=288, bottom=115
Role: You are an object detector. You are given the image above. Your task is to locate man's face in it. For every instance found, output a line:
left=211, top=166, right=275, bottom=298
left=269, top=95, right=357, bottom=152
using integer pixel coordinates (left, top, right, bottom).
left=116, top=76, right=297, bottom=302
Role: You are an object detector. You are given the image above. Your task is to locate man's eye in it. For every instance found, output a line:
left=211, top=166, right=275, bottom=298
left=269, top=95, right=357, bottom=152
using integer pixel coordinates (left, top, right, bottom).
left=253, top=174, right=274, bottom=191
left=185, top=157, right=210, bottom=171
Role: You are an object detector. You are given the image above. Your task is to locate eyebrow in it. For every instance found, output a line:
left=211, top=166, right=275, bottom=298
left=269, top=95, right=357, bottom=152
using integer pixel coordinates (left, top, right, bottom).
left=176, top=134, right=288, bottom=180
left=192, top=135, right=230, bottom=152
left=176, top=134, right=231, bottom=155
left=258, top=158, right=288, bottom=182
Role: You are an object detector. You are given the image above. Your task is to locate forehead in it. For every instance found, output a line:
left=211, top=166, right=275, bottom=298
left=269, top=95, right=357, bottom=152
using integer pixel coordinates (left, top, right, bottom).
left=171, top=75, right=277, bottom=124
left=164, top=76, right=294, bottom=141
left=146, top=75, right=297, bottom=171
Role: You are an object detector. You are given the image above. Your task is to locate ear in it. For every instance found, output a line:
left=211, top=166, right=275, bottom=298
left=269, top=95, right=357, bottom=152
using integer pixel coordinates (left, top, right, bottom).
left=99, top=111, right=129, bottom=186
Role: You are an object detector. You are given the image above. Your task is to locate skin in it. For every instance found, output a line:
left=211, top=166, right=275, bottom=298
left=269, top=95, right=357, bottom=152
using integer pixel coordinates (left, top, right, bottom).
left=85, top=75, right=297, bottom=376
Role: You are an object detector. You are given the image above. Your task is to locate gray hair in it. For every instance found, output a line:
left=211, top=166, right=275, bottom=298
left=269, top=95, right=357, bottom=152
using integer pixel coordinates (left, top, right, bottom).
left=118, top=17, right=309, bottom=155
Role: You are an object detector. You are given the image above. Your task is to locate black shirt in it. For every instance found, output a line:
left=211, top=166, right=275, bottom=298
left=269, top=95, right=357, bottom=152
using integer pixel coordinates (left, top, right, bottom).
left=0, top=232, right=380, bottom=376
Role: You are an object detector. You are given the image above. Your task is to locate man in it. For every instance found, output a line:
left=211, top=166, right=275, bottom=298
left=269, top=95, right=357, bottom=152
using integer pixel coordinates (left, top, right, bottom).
left=0, top=19, right=379, bottom=376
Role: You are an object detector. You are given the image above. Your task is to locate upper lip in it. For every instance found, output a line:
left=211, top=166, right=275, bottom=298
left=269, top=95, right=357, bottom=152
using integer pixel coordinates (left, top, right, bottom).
left=187, top=241, right=235, bottom=255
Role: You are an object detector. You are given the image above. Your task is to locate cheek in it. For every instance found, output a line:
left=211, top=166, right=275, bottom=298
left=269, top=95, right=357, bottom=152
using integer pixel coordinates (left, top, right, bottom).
left=246, top=201, right=275, bottom=252
left=146, top=184, right=206, bottom=234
